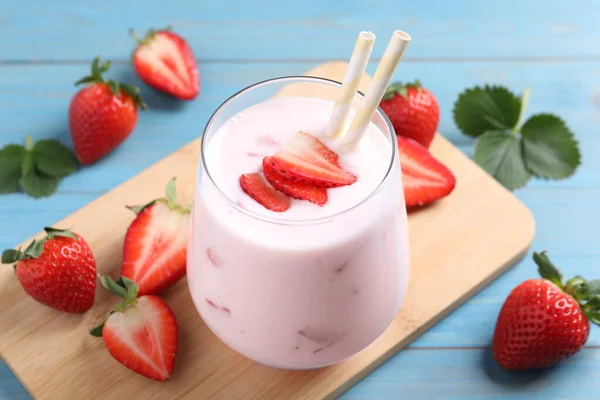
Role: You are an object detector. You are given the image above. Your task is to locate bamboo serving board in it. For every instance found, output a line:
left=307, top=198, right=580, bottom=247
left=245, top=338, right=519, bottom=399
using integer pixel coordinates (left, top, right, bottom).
left=0, top=62, right=535, bottom=400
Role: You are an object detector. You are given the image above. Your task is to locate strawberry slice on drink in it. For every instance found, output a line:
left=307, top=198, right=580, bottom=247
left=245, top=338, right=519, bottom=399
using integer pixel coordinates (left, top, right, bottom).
left=263, top=157, right=328, bottom=206
left=239, top=173, right=291, bottom=212
left=397, top=136, right=456, bottom=207
left=268, top=131, right=356, bottom=188
left=90, top=276, right=178, bottom=381
left=120, top=178, right=191, bottom=296
left=130, top=27, right=200, bottom=100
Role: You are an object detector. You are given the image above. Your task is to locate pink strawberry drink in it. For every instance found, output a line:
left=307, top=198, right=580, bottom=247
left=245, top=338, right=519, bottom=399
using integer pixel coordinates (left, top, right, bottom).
left=187, top=77, right=409, bottom=369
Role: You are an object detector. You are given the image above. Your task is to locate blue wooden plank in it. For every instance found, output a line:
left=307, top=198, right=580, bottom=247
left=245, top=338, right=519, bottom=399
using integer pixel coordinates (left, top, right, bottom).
left=0, top=362, right=28, bottom=400
left=341, top=348, right=600, bottom=399
left=1, top=0, right=599, bottom=61
left=0, top=61, right=598, bottom=194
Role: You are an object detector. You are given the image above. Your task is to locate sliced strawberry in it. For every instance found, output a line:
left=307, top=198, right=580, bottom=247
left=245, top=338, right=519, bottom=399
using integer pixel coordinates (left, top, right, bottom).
left=121, top=178, right=190, bottom=295
left=131, top=27, right=200, bottom=100
left=398, top=136, right=456, bottom=207
left=91, top=277, right=178, bottom=381
left=239, top=173, right=291, bottom=212
left=269, top=131, right=356, bottom=188
left=263, top=157, right=327, bottom=206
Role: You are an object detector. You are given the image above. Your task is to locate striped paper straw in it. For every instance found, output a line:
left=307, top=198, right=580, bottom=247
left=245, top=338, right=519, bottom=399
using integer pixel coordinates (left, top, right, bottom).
left=326, top=31, right=376, bottom=139
left=339, top=30, right=411, bottom=150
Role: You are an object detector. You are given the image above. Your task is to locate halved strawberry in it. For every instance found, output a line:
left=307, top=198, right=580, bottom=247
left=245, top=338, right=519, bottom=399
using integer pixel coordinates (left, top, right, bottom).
left=120, top=178, right=190, bottom=295
left=130, top=27, right=199, bottom=100
left=239, top=173, right=291, bottom=212
left=90, top=276, right=178, bottom=381
left=269, top=131, right=356, bottom=188
left=263, top=157, right=327, bottom=206
left=398, top=136, right=456, bottom=207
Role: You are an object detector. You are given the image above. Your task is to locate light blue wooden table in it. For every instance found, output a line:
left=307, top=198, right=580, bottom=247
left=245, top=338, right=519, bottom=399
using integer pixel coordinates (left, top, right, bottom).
left=1, top=1, right=599, bottom=398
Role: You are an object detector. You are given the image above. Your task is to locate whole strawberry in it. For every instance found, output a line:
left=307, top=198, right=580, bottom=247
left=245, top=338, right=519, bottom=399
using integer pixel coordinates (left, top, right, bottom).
left=68, top=56, right=146, bottom=165
left=492, top=251, right=599, bottom=370
left=1, top=227, right=97, bottom=313
left=379, top=80, right=440, bottom=148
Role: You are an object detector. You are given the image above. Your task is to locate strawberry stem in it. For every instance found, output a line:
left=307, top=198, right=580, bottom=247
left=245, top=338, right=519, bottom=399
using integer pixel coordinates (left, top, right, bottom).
left=513, top=87, right=531, bottom=133
left=24, top=135, right=33, bottom=151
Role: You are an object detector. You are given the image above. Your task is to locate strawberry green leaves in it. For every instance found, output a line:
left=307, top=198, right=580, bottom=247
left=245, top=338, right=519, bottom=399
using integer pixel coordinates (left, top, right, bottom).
left=520, top=114, right=581, bottom=179
left=0, top=135, right=78, bottom=198
left=453, top=86, right=581, bottom=190
left=0, top=145, right=26, bottom=194
left=453, top=86, right=521, bottom=137
left=474, top=131, right=531, bottom=191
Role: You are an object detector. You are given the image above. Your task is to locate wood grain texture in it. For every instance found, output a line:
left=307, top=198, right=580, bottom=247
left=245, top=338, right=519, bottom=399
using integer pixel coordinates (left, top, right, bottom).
left=0, top=62, right=534, bottom=400
left=2, top=0, right=600, bottom=61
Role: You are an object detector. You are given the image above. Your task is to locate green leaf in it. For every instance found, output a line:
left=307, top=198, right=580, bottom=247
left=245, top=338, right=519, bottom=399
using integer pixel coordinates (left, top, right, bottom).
left=586, top=296, right=600, bottom=309
left=22, top=239, right=46, bottom=259
left=1, top=249, right=19, bottom=264
left=117, top=277, right=139, bottom=302
left=565, top=275, right=589, bottom=301
left=533, top=251, right=563, bottom=287
left=453, top=85, right=522, bottom=137
left=588, top=280, right=600, bottom=297
left=126, top=200, right=156, bottom=215
left=586, top=310, right=600, bottom=326
left=165, top=177, right=177, bottom=203
left=0, top=144, right=26, bottom=194
left=44, top=227, right=77, bottom=240
left=474, top=131, right=531, bottom=191
left=99, top=275, right=128, bottom=299
left=31, top=140, right=78, bottom=178
left=521, top=114, right=581, bottom=179
left=89, top=324, right=104, bottom=337
left=19, top=153, right=60, bottom=198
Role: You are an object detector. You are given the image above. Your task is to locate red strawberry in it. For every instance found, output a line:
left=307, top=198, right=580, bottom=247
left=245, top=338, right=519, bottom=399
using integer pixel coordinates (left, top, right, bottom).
left=1, top=227, right=96, bottom=313
left=263, top=157, right=328, bottom=206
left=380, top=80, right=440, bottom=148
left=90, top=276, right=178, bottom=381
left=68, top=56, right=146, bottom=165
left=398, top=136, right=456, bottom=207
left=269, top=131, right=356, bottom=188
left=130, top=27, right=200, bottom=100
left=492, top=251, right=599, bottom=371
left=239, top=172, right=291, bottom=212
left=120, top=178, right=190, bottom=296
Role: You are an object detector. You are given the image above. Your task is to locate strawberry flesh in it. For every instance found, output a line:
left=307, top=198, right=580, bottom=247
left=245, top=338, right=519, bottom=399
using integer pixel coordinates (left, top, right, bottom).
left=121, top=201, right=190, bottom=295
left=263, top=157, right=328, bottom=206
left=102, top=295, right=178, bottom=381
left=269, top=131, right=356, bottom=188
left=397, top=136, right=455, bottom=207
left=239, top=173, right=291, bottom=212
left=133, top=30, right=200, bottom=100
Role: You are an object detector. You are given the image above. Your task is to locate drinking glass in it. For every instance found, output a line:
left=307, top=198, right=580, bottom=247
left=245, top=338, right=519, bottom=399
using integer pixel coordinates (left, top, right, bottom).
left=187, top=76, right=410, bottom=369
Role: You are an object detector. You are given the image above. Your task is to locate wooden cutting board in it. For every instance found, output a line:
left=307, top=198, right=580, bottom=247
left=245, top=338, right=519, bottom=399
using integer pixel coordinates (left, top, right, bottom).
left=0, top=62, right=535, bottom=400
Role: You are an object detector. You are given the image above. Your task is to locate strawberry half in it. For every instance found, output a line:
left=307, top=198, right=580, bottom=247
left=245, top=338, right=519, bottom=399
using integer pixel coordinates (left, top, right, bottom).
left=90, top=276, right=178, bottom=381
left=120, top=178, right=190, bottom=296
left=130, top=27, right=200, bottom=100
left=397, top=136, right=456, bottom=207
left=269, top=131, right=356, bottom=188
left=263, top=157, right=328, bottom=206
left=239, top=172, right=291, bottom=212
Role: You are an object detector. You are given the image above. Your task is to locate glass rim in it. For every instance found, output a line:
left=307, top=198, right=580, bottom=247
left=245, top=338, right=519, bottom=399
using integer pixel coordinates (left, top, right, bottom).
left=199, top=75, right=398, bottom=226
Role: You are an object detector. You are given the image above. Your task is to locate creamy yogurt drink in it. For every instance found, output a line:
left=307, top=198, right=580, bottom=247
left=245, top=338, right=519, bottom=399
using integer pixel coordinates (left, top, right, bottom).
left=187, top=77, right=410, bottom=369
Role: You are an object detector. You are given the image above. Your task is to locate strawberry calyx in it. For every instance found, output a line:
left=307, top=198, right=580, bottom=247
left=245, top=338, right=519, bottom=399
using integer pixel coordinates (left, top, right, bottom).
left=1, top=227, right=77, bottom=265
left=383, top=79, right=422, bottom=100
left=534, top=250, right=600, bottom=325
left=129, top=26, right=172, bottom=49
left=75, top=55, right=147, bottom=110
left=89, top=276, right=140, bottom=337
left=126, top=177, right=191, bottom=215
